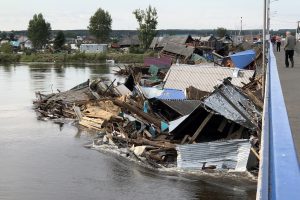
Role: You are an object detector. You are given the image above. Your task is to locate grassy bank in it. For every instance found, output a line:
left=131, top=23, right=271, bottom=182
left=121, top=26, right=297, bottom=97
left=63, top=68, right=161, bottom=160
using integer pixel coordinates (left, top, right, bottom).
left=0, top=51, right=156, bottom=64
left=0, top=54, right=21, bottom=63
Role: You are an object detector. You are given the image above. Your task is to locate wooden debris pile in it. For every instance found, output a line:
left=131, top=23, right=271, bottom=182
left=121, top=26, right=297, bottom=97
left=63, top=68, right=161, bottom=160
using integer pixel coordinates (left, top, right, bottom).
left=33, top=62, right=263, bottom=172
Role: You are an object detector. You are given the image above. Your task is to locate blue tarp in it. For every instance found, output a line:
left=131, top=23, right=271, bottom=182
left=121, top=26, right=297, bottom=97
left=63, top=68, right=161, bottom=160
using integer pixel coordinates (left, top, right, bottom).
left=141, top=87, right=186, bottom=100
left=229, top=50, right=256, bottom=69
left=157, top=88, right=186, bottom=100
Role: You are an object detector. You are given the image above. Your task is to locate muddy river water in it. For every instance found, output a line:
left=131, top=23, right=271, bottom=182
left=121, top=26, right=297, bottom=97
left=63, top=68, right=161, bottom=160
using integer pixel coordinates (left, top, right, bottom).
left=0, top=63, right=256, bottom=200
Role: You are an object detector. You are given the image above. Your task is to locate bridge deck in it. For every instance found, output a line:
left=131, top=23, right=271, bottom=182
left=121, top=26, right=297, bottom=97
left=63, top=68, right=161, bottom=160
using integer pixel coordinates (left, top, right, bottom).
left=274, top=47, right=300, bottom=160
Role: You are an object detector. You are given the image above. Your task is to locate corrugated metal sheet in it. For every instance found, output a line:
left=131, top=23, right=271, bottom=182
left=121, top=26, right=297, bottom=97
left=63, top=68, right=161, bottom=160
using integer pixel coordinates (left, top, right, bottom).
left=160, top=100, right=201, bottom=116
left=203, top=79, right=261, bottom=130
left=176, top=139, right=252, bottom=171
left=162, top=42, right=194, bottom=58
left=163, top=64, right=255, bottom=92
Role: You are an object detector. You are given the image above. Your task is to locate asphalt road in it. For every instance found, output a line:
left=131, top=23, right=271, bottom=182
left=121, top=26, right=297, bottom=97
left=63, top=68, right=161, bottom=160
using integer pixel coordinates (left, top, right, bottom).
left=274, top=47, right=300, bottom=160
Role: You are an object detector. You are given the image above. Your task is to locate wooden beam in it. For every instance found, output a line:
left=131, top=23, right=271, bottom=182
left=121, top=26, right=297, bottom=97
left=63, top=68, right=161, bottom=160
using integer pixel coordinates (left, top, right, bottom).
left=188, top=113, right=213, bottom=144
left=112, top=99, right=161, bottom=129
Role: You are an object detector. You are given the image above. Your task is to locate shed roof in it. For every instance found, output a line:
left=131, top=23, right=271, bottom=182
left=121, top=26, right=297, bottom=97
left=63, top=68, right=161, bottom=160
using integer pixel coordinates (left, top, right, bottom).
left=200, top=35, right=216, bottom=42
left=163, top=64, right=255, bottom=92
left=157, top=35, right=192, bottom=48
left=162, top=42, right=194, bottom=58
left=149, top=37, right=163, bottom=48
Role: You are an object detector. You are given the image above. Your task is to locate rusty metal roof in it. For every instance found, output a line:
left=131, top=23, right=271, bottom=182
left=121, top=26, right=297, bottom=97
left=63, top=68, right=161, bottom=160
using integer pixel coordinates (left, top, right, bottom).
left=163, top=64, right=255, bottom=92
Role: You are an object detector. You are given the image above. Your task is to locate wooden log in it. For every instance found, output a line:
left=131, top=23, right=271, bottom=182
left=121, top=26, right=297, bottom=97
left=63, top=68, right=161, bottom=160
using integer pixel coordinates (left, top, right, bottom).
left=112, top=99, right=161, bottom=128
left=251, top=147, right=260, bottom=161
left=244, top=88, right=264, bottom=110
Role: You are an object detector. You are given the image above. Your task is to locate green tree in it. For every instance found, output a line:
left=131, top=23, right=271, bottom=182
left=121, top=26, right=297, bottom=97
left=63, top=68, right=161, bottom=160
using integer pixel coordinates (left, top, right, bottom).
left=0, top=43, right=13, bottom=54
left=27, top=13, right=51, bottom=49
left=88, top=8, right=112, bottom=43
left=133, top=5, right=158, bottom=49
left=54, top=31, right=66, bottom=50
left=216, top=27, right=227, bottom=38
left=0, top=31, right=7, bottom=39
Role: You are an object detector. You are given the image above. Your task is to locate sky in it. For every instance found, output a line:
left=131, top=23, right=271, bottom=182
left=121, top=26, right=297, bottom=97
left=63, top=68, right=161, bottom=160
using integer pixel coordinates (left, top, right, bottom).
left=0, top=0, right=299, bottom=31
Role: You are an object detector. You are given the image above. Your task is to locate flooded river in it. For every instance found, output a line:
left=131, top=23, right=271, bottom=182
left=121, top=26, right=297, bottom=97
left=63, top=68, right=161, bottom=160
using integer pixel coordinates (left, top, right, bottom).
left=0, top=63, right=256, bottom=200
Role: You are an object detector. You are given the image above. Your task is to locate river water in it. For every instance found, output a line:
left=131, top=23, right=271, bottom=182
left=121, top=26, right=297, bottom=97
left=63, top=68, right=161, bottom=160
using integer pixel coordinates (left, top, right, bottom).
left=0, top=63, right=256, bottom=200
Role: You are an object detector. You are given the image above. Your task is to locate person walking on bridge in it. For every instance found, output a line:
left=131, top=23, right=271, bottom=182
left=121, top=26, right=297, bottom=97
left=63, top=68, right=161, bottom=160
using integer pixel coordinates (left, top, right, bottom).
left=284, top=31, right=296, bottom=68
left=276, top=35, right=281, bottom=52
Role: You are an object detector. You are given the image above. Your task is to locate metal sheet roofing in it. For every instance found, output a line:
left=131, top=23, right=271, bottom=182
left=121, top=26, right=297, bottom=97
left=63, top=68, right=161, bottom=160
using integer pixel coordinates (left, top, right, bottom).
left=176, top=139, right=252, bottom=171
left=163, top=64, right=255, bottom=92
left=203, top=79, right=261, bottom=130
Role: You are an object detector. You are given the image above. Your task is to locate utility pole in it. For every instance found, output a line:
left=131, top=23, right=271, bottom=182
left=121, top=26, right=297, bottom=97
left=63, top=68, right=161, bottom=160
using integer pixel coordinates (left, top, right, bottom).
left=262, top=0, right=267, bottom=98
left=239, top=17, right=243, bottom=35
left=267, top=0, right=270, bottom=36
left=297, top=21, right=300, bottom=40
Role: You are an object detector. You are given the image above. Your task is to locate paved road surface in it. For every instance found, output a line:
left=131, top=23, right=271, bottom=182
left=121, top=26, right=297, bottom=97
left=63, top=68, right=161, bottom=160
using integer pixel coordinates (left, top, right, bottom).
left=274, top=47, right=300, bottom=160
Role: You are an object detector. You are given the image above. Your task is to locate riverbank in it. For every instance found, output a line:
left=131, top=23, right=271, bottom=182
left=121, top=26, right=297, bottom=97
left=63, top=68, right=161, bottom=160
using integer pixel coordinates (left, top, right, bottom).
left=0, top=51, right=156, bottom=64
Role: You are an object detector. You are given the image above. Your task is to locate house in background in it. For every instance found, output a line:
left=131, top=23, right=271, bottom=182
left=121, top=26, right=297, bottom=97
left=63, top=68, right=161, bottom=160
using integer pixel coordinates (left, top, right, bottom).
left=80, top=44, right=108, bottom=53
left=149, top=36, right=164, bottom=49
left=117, top=35, right=140, bottom=48
left=17, top=36, right=33, bottom=50
left=153, top=35, right=194, bottom=50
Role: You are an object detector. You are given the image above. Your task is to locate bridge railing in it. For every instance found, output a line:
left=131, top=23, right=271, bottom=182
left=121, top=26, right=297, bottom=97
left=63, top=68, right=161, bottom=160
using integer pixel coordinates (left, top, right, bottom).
left=256, top=44, right=300, bottom=199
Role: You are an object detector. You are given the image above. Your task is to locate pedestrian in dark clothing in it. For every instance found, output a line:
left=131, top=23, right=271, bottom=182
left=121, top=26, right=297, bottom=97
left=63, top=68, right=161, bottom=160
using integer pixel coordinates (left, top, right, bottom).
left=284, top=31, right=296, bottom=68
left=276, top=35, right=281, bottom=52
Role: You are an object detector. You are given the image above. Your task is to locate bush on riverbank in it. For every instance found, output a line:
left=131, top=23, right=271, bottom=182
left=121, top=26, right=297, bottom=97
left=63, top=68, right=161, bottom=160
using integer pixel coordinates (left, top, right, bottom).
left=0, top=54, right=21, bottom=63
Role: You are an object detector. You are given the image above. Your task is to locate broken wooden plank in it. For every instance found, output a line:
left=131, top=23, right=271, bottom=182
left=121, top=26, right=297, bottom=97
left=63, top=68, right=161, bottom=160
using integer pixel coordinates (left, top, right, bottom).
left=188, top=113, right=213, bottom=144
left=112, top=99, right=161, bottom=128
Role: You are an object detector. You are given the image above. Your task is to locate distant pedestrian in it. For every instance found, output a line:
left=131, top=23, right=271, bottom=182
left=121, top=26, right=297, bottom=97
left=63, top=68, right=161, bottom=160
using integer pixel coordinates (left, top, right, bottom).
left=271, top=35, right=276, bottom=46
left=276, top=35, right=281, bottom=52
left=284, top=31, right=296, bottom=68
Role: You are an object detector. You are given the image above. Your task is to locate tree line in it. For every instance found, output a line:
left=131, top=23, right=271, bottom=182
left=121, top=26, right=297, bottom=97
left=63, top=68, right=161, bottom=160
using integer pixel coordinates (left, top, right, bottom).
left=23, top=6, right=158, bottom=51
